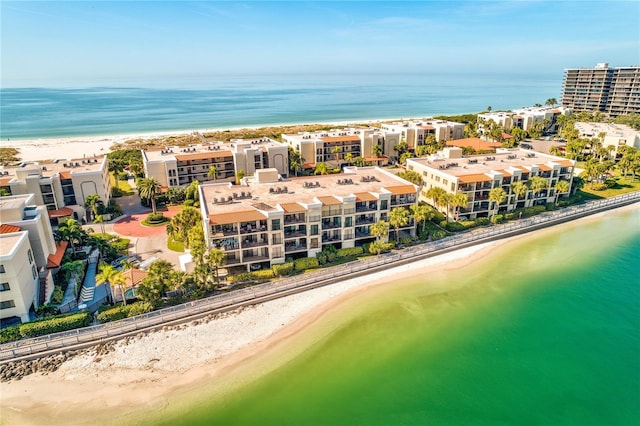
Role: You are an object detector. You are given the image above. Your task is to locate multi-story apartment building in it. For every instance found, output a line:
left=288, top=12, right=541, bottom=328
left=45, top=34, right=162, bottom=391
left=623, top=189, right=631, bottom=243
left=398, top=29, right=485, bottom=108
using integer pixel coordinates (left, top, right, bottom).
left=0, top=194, right=65, bottom=323
left=0, top=155, right=111, bottom=224
left=478, top=107, right=571, bottom=135
left=574, top=122, right=640, bottom=156
left=561, top=63, right=640, bottom=117
left=380, top=119, right=465, bottom=148
left=407, top=147, right=575, bottom=219
left=282, top=127, right=396, bottom=169
left=199, top=167, right=418, bottom=271
left=142, top=138, right=288, bottom=188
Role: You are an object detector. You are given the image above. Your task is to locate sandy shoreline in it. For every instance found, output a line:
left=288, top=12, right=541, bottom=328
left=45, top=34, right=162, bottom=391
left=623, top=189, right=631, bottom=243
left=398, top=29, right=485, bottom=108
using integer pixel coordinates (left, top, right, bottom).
left=0, top=205, right=637, bottom=425
left=5, top=117, right=398, bottom=163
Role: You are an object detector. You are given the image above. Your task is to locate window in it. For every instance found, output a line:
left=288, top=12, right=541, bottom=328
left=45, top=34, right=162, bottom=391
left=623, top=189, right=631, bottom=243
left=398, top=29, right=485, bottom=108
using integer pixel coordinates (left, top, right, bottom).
left=345, top=217, right=352, bottom=227
left=310, top=224, right=319, bottom=235
left=0, top=300, right=15, bottom=309
left=443, top=179, right=448, bottom=185
left=0, top=282, right=9, bottom=291
left=28, top=249, right=33, bottom=264
left=32, top=265, right=37, bottom=280
left=0, top=265, right=4, bottom=273
left=380, top=200, right=388, bottom=210
left=271, top=219, right=281, bottom=231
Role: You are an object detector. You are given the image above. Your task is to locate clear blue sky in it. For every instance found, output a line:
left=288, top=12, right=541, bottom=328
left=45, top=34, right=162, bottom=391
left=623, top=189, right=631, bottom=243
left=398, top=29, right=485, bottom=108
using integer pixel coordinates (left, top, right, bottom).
left=2, top=1, right=639, bottom=87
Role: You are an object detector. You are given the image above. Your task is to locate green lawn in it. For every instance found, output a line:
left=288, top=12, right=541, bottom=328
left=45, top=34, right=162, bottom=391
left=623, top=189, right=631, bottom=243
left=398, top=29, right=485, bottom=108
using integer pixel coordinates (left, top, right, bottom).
left=110, top=173, right=135, bottom=196
left=167, top=238, right=184, bottom=252
left=579, top=175, right=640, bottom=199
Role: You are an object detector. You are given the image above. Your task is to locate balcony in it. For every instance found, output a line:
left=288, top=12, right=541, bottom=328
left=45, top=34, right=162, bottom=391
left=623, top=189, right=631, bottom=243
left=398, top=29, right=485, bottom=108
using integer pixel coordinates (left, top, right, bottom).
left=355, top=216, right=375, bottom=225
left=322, top=233, right=341, bottom=243
left=284, top=214, right=306, bottom=224
left=241, top=235, right=269, bottom=248
left=212, top=237, right=239, bottom=251
left=356, top=203, right=377, bottom=213
left=211, top=226, right=238, bottom=237
left=284, top=227, right=306, bottom=238
left=322, top=219, right=341, bottom=229
left=285, top=240, right=307, bottom=253
left=239, top=221, right=267, bottom=234
left=391, top=196, right=416, bottom=206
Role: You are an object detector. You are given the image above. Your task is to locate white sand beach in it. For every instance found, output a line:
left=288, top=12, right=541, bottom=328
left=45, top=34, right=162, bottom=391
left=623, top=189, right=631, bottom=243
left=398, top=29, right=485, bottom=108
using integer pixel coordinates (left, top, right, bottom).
left=5, top=117, right=396, bottom=163
left=4, top=201, right=633, bottom=426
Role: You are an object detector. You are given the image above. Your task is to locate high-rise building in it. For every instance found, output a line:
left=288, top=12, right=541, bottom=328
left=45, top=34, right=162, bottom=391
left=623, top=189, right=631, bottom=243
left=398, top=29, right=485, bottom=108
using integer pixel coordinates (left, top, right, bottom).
left=561, top=63, right=640, bottom=117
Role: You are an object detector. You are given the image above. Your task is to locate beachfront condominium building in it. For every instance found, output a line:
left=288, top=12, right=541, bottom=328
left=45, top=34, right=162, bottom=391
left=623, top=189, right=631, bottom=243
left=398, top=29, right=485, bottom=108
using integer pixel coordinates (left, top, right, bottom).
left=0, top=155, right=111, bottom=224
left=406, top=147, right=575, bottom=219
left=199, top=167, right=418, bottom=271
left=561, top=63, right=640, bottom=117
left=477, top=106, right=572, bottom=135
left=573, top=122, right=640, bottom=157
left=380, top=119, right=465, bottom=148
left=0, top=194, right=65, bottom=323
left=282, top=127, right=397, bottom=170
left=142, top=138, right=288, bottom=188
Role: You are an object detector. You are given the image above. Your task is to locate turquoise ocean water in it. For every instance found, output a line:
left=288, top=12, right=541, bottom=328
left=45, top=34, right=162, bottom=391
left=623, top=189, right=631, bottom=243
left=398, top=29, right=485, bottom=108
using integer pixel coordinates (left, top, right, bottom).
left=148, top=208, right=639, bottom=426
left=0, top=73, right=559, bottom=140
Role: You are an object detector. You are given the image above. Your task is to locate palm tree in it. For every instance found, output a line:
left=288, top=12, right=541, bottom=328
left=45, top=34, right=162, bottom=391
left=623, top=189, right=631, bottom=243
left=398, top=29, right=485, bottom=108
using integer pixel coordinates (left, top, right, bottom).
left=389, top=207, right=409, bottom=244
left=372, top=144, right=383, bottom=158
left=369, top=220, right=389, bottom=241
left=488, top=187, right=506, bottom=222
left=84, top=194, right=103, bottom=223
left=511, top=180, right=528, bottom=205
left=96, top=262, right=127, bottom=305
left=554, top=180, right=570, bottom=207
left=331, top=146, right=341, bottom=165
left=425, top=186, right=446, bottom=213
left=207, top=165, right=217, bottom=182
left=545, top=98, right=558, bottom=107
left=449, top=193, right=469, bottom=221
left=137, top=177, right=161, bottom=214
left=108, top=159, right=126, bottom=190
left=344, top=152, right=353, bottom=165
left=314, top=162, right=329, bottom=175
left=167, top=207, right=202, bottom=248
left=528, top=176, right=548, bottom=199
left=410, top=204, right=433, bottom=234
left=235, top=170, right=245, bottom=185
left=94, top=214, right=106, bottom=236
left=61, top=260, right=85, bottom=298
left=290, top=159, right=301, bottom=176
left=56, top=218, right=84, bottom=254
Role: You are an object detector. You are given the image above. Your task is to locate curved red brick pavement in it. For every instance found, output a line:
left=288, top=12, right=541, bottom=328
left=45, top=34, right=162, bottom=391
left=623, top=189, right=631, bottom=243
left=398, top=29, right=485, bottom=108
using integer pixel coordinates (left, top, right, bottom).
left=113, top=206, right=183, bottom=237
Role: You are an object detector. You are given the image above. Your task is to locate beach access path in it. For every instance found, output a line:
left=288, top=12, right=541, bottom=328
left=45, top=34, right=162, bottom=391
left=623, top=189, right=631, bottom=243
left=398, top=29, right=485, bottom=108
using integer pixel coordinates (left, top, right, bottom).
left=1, top=191, right=638, bottom=363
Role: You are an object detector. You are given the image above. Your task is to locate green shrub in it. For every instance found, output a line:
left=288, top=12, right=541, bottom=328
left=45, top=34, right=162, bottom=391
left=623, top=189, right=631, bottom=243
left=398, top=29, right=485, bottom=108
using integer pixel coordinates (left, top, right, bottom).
left=460, top=220, right=477, bottom=229
left=444, top=222, right=466, bottom=232
left=97, top=302, right=153, bottom=323
left=504, top=212, right=517, bottom=221
left=523, top=205, right=546, bottom=217
left=316, top=252, right=327, bottom=265
left=430, top=230, right=447, bottom=240
left=324, top=250, right=337, bottom=262
left=336, top=247, right=364, bottom=258
left=147, top=212, right=165, bottom=223
left=183, top=199, right=195, bottom=207
left=118, top=171, right=129, bottom=180
left=475, top=217, right=491, bottom=226
left=272, top=262, right=294, bottom=276
left=586, top=182, right=609, bottom=191
left=399, top=237, right=413, bottom=245
left=51, top=285, right=64, bottom=304
left=432, top=211, right=446, bottom=222
left=545, top=203, right=556, bottom=211
left=492, top=214, right=504, bottom=224
left=0, top=325, right=21, bottom=343
left=252, top=269, right=275, bottom=280
left=294, top=257, right=319, bottom=271
left=228, top=272, right=256, bottom=283
left=19, top=312, right=92, bottom=338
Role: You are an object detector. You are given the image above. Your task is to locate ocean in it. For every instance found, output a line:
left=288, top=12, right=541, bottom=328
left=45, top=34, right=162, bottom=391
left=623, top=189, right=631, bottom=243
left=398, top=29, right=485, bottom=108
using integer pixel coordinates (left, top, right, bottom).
left=148, top=208, right=640, bottom=426
left=0, top=72, right=560, bottom=140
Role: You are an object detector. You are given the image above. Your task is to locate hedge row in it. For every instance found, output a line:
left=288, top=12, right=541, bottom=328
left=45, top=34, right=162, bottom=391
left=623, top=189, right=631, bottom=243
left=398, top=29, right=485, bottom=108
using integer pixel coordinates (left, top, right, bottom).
left=272, top=262, right=294, bottom=276
left=336, top=247, right=364, bottom=258
left=294, top=257, right=319, bottom=271
left=97, top=302, right=153, bottom=323
left=0, top=325, right=21, bottom=344
left=18, top=312, right=93, bottom=338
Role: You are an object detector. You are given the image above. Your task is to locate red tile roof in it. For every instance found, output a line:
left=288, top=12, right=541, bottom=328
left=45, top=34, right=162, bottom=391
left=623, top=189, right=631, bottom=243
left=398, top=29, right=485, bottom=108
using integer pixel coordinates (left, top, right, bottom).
left=209, top=210, right=266, bottom=225
left=0, top=224, right=21, bottom=234
left=354, top=192, right=377, bottom=202
left=446, top=138, right=502, bottom=151
left=320, top=135, right=360, bottom=143
left=46, top=241, right=68, bottom=269
left=48, top=207, right=74, bottom=218
left=458, top=174, right=492, bottom=184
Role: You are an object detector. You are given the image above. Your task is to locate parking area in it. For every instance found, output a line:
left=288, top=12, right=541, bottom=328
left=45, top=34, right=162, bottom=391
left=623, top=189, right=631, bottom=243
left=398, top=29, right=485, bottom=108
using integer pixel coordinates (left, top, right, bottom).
left=521, top=138, right=566, bottom=154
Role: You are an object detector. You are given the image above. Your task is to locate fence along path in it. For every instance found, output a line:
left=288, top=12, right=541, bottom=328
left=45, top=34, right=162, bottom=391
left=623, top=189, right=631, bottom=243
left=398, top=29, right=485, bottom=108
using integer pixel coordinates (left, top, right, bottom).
left=2, top=191, right=638, bottom=362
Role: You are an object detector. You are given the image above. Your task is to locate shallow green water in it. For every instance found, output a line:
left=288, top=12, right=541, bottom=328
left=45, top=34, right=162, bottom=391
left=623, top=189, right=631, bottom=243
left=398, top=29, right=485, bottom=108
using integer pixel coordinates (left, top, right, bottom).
left=156, top=209, right=640, bottom=426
